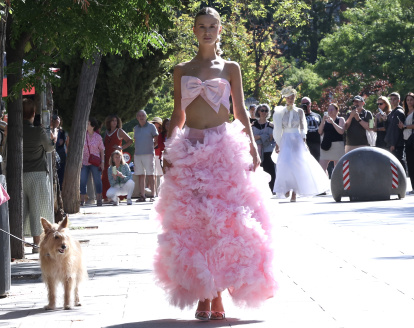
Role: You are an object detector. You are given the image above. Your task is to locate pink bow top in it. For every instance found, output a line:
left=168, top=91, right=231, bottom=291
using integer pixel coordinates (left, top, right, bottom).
left=181, top=76, right=231, bottom=113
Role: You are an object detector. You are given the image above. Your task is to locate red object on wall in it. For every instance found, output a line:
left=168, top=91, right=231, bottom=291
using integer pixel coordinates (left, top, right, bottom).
left=2, top=77, right=35, bottom=97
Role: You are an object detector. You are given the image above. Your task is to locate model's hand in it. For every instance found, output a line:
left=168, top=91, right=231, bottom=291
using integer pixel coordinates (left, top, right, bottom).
left=163, top=158, right=172, bottom=174
left=390, top=146, right=395, bottom=152
left=250, top=147, right=261, bottom=171
left=398, top=121, right=405, bottom=129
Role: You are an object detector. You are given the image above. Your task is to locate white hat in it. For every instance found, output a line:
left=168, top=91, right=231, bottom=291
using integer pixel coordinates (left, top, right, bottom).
left=281, top=86, right=297, bottom=98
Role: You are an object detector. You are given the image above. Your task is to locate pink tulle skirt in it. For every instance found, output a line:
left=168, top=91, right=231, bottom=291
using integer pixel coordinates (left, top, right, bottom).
left=153, top=120, right=277, bottom=309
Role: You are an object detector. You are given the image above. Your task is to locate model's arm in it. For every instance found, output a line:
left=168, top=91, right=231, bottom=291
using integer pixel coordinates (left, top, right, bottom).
left=228, top=62, right=260, bottom=170
left=163, top=65, right=186, bottom=169
left=167, top=65, right=186, bottom=139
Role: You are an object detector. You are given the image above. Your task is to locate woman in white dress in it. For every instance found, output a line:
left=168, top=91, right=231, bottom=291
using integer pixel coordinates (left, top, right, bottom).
left=273, top=87, right=329, bottom=202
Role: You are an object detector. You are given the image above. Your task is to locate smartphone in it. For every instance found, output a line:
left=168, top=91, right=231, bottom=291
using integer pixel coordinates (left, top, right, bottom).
left=324, top=112, right=328, bottom=117
left=112, top=166, right=117, bottom=175
left=378, top=108, right=384, bottom=115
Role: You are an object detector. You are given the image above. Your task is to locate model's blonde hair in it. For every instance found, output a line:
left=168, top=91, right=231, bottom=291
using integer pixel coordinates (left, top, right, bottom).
left=194, top=7, right=223, bottom=56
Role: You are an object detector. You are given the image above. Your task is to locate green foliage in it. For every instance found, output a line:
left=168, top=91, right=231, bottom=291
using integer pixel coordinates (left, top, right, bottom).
left=6, top=0, right=178, bottom=99
left=317, top=0, right=414, bottom=95
left=281, top=62, right=325, bottom=102
left=54, top=48, right=170, bottom=130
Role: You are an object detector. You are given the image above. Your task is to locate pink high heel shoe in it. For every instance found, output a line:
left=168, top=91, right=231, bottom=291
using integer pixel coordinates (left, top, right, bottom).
left=210, top=311, right=226, bottom=320
left=195, top=311, right=211, bottom=321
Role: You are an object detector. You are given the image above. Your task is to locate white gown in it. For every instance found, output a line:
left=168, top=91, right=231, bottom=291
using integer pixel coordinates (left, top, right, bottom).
left=273, top=105, right=330, bottom=198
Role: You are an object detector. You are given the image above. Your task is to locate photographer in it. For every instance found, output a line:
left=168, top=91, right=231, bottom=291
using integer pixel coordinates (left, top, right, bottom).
left=301, top=97, right=321, bottom=161
left=344, top=95, right=373, bottom=153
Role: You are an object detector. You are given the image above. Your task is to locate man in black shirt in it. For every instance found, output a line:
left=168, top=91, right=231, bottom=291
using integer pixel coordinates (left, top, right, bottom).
left=385, top=92, right=406, bottom=170
left=302, top=96, right=321, bottom=161
left=344, top=95, right=373, bottom=153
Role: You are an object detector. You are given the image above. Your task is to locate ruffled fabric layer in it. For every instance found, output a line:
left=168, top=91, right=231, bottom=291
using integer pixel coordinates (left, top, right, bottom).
left=154, top=120, right=277, bottom=309
left=274, top=130, right=330, bottom=197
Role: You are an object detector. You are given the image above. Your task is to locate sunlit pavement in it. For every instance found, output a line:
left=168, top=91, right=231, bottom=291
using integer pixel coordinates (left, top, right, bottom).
left=1, top=190, right=414, bottom=327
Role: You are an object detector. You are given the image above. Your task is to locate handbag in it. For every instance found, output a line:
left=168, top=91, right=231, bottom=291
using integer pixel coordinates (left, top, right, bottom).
left=86, top=134, right=101, bottom=167
left=321, top=137, right=332, bottom=151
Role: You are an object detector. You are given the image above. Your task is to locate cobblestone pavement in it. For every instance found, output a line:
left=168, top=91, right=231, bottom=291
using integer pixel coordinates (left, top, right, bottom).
left=1, top=192, right=414, bottom=327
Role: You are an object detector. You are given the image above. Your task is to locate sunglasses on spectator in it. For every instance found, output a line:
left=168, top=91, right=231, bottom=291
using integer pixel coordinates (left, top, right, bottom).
left=377, top=102, right=384, bottom=105
left=259, top=109, right=269, bottom=113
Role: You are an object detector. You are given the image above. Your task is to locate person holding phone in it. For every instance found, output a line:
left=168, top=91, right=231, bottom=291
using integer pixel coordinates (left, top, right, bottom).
left=106, top=150, right=135, bottom=205
left=302, top=97, right=321, bottom=162
left=344, top=95, right=373, bottom=153
left=318, top=103, right=345, bottom=175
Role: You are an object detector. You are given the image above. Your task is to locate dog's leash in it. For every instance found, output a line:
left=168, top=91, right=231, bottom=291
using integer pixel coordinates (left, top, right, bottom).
left=0, top=228, right=39, bottom=248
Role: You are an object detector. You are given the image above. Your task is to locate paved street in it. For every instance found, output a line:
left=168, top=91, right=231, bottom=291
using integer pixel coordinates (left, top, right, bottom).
left=1, top=191, right=414, bottom=328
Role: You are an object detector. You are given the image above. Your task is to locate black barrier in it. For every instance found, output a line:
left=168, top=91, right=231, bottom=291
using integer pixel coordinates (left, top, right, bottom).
left=0, top=175, right=10, bottom=296
left=331, top=147, right=407, bottom=202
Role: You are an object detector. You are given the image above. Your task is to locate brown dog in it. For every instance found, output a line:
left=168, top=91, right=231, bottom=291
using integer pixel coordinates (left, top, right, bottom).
left=39, top=216, right=87, bottom=310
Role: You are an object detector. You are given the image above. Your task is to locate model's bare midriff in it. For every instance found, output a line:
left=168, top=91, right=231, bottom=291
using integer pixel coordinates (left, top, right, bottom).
left=185, top=96, right=230, bottom=130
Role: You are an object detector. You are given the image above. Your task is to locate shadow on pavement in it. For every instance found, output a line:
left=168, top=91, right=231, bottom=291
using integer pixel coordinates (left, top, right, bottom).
left=105, top=319, right=263, bottom=327
left=0, top=307, right=50, bottom=320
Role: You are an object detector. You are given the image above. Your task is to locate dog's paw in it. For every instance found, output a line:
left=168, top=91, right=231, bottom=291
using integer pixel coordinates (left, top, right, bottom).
left=44, top=305, right=56, bottom=311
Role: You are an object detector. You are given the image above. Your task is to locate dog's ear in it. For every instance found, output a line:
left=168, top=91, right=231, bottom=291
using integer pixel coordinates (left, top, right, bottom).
left=40, top=218, right=53, bottom=232
left=58, top=216, right=69, bottom=230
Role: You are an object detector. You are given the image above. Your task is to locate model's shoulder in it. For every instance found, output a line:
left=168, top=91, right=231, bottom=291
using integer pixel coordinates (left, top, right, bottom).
left=223, top=60, right=240, bottom=73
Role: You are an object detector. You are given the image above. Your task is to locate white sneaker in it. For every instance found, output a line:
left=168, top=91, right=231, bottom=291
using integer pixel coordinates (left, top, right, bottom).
left=127, top=199, right=132, bottom=205
left=113, top=197, right=119, bottom=206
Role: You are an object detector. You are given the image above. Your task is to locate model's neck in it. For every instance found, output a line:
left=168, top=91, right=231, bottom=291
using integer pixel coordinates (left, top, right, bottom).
left=195, top=46, right=219, bottom=61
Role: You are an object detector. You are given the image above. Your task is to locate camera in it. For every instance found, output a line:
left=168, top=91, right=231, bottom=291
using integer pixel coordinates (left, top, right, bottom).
left=301, top=104, right=308, bottom=111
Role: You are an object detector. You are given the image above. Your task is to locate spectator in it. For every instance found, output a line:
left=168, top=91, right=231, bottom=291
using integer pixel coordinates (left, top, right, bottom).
left=22, top=98, right=55, bottom=253
left=373, top=96, right=391, bottom=149
left=302, top=97, right=322, bottom=161
left=80, top=117, right=105, bottom=206
left=133, top=110, right=158, bottom=202
left=252, top=104, right=276, bottom=191
left=248, top=104, right=257, bottom=124
left=102, top=115, right=133, bottom=203
left=399, top=93, right=414, bottom=192
left=50, top=114, right=66, bottom=189
left=107, top=150, right=135, bottom=205
left=385, top=92, right=406, bottom=169
left=152, top=117, right=165, bottom=196
left=318, top=103, right=345, bottom=175
left=344, top=95, right=373, bottom=153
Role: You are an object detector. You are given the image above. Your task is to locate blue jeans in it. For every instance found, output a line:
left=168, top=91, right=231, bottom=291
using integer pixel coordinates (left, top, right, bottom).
left=80, top=165, right=102, bottom=195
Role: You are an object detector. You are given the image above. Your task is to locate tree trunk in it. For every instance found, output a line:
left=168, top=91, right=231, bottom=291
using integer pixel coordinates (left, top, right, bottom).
left=5, top=15, right=31, bottom=259
left=62, top=54, right=102, bottom=214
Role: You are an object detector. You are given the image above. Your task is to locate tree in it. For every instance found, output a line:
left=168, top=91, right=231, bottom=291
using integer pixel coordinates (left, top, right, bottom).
left=5, top=0, right=178, bottom=257
left=54, top=48, right=170, bottom=129
left=317, top=0, right=414, bottom=95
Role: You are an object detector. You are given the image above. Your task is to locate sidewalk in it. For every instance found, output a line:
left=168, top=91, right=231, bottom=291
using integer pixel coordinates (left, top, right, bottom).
left=1, top=193, right=414, bottom=327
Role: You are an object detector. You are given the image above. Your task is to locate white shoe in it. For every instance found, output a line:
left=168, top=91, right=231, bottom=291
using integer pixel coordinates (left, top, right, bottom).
left=112, top=197, right=119, bottom=206
left=127, top=199, right=132, bottom=205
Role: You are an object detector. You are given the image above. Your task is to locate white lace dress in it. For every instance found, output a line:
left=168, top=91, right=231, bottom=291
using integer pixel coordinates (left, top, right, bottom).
left=273, top=106, right=330, bottom=198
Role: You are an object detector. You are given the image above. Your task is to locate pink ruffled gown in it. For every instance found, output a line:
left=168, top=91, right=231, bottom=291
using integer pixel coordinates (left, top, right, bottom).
left=153, top=76, right=277, bottom=309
